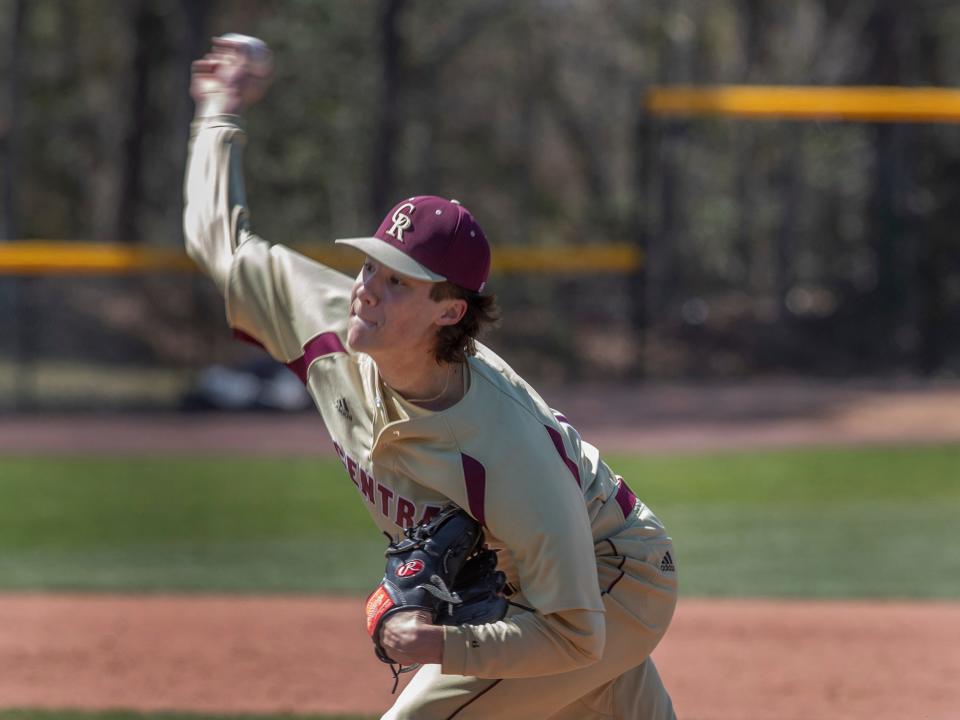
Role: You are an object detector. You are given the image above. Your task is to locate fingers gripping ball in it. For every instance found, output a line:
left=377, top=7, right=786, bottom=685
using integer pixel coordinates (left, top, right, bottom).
left=217, top=33, right=274, bottom=78
left=191, top=33, right=274, bottom=113
left=365, top=504, right=507, bottom=666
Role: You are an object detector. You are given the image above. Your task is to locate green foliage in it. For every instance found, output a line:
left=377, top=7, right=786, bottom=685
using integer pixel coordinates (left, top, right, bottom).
left=4, top=1, right=960, bottom=384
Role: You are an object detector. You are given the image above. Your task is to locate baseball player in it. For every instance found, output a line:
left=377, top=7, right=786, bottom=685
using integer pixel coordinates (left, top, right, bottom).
left=185, top=36, right=678, bottom=719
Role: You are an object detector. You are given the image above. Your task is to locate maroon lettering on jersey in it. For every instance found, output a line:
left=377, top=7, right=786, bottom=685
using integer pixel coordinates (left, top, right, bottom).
left=359, top=468, right=376, bottom=504
left=286, top=332, right=347, bottom=384
left=461, top=453, right=487, bottom=527
left=419, top=504, right=442, bottom=525
left=544, top=425, right=581, bottom=487
left=377, top=484, right=394, bottom=517
left=346, top=456, right=360, bottom=488
left=335, top=445, right=425, bottom=530
left=395, top=497, right=416, bottom=528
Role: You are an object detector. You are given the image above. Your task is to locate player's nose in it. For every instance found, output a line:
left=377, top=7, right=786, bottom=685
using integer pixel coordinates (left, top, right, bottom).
left=355, top=278, right=378, bottom=305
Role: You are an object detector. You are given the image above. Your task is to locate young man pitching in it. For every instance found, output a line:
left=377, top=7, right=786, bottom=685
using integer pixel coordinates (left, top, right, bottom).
left=185, top=35, right=678, bottom=720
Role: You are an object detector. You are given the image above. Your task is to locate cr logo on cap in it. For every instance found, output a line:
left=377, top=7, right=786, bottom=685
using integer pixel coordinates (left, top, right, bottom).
left=386, top=202, right=415, bottom=242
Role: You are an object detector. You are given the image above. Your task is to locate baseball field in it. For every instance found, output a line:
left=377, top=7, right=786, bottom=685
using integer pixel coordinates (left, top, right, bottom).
left=1, top=385, right=958, bottom=720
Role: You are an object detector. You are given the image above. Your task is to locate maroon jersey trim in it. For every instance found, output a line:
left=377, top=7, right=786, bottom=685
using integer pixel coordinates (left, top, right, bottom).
left=544, top=425, right=581, bottom=487
left=614, top=476, right=637, bottom=517
left=232, top=328, right=265, bottom=348
left=233, top=329, right=346, bottom=383
left=288, top=332, right=347, bottom=383
left=461, top=453, right=486, bottom=527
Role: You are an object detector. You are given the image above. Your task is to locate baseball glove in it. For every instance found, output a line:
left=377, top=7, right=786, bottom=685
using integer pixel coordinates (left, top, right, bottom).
left=436, top=545, right=508, bottom=626
left=365, top=504, right=509, bottom=670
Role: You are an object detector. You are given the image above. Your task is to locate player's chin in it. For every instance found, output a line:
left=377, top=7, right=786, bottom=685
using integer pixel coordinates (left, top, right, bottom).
left=346, top=318, right=376, bottom=352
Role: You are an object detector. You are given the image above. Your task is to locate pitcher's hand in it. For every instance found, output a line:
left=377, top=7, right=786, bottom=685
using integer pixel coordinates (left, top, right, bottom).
left=190, top=34, right=273, bottom=116
left=379, top=609, right=444, bottom=666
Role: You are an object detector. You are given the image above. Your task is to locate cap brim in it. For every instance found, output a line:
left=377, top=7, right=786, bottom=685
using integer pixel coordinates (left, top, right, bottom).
left=335, top=237, right=447, bottom=283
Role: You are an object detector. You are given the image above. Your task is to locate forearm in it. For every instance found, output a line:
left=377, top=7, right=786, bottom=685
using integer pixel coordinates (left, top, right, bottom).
left=442, top=608, right=605, bottom=679
left=182, top=115, right=249, bottom=295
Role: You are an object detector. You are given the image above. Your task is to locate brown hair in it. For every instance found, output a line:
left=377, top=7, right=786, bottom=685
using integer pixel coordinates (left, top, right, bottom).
left=429, top=281, right=500, bottom=364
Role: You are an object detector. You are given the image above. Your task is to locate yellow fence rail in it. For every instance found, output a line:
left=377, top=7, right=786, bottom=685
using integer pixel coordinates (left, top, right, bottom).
left=647, top=85, right=960, bottom=123
left=0, top=241, right=643, bottom=275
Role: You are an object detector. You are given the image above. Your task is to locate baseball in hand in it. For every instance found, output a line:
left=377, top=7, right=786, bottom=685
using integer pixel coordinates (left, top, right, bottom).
left=217, top=33, right=274, bottom=78
left=191, top=33, right=274, bottom=115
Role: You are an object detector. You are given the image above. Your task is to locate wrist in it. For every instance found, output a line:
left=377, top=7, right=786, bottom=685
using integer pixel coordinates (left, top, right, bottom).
left=195, top=94, right=243, bottom=118
left=380, top=610, right=444, bottom=665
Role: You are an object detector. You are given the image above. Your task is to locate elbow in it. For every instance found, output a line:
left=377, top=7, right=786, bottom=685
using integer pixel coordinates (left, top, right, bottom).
left=551, top=609, right=605, bottom=668
left=182, top=210, right=218, bottom=278
left=182, top=207, right=202, bottom=258
left=575, top=618, right=605, bottom=665
left=184, top=236, right=200, bottom=263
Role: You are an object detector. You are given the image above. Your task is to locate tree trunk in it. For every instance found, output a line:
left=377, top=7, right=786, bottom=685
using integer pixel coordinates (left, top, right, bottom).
left=629, top=105, right=654, bottom=378
left=175, top=0, right=211, bottom=227
left=1, top=0, right=29, bottom=410
left=862, top=0, right=910, bottom=360
left=774, top=131, right=803, bottom=321
left=115, top=0, right=162, bottom=244
left=911, top=11, right=948, bottom=375
left=736, top=0, right=769, bottom=298
left=1, top=0, right=27, bottom=241
left=648, top=4, right=695, bottom=322
left=370, top=0, right=406, bottom=219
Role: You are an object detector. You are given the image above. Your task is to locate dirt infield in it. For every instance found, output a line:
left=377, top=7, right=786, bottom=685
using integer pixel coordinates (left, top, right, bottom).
left=3, top=379, right=960, bottom=455
left=1, top=594, right=957, bottom=719
left=2, top=381, right=958, bottom=718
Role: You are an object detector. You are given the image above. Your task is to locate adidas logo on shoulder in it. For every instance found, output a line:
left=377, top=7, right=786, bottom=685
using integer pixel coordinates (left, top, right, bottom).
left=660, top=551, right=676, bottom=573
left=334, top=397, right=353, bottom=421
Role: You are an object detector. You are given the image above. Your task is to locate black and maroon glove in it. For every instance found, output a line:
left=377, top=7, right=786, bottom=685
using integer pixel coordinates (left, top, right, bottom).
left=365, top=504, right=507, bottom=666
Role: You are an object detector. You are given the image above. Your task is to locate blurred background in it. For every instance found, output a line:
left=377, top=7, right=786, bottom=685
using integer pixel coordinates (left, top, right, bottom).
left=1, top=3, right=959, bottom=718
left=2, top=0, right=959, bottom=411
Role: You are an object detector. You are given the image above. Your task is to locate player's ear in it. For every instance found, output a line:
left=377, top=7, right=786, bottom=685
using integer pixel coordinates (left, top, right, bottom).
left=435, top=298, right=467, bottom=327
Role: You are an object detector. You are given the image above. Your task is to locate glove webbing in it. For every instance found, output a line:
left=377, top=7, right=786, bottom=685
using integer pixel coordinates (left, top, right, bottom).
left=419, top=574, right=462, bottom=616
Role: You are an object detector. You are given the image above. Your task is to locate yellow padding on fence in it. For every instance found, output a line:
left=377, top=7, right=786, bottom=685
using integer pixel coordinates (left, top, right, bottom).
left=0, top=242, right=642, bottom=275
left=494, top=244, right=641, bottom=273
left=0, top=242, right=195, bottom=274
left=647, top=85, right=960, bottom=123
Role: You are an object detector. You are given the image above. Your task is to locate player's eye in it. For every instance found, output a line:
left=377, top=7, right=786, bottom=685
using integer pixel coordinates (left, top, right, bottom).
left=389, top=275, right=404, bottom=287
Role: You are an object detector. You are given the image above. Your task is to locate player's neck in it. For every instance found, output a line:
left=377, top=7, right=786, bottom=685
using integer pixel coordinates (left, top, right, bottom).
left=377, top=356, right=466, bottom=411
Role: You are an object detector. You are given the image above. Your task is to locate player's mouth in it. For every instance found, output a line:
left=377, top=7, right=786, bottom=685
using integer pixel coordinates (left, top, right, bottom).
left=351, top=306, right=378, bottom=329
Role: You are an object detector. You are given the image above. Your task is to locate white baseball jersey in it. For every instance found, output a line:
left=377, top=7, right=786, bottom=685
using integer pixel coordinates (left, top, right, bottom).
left=184, top=115, right=676, bottom=685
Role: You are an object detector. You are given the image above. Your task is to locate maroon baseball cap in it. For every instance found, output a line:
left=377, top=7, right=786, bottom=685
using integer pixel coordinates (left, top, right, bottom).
left=336, top=196, right=491, bottom=293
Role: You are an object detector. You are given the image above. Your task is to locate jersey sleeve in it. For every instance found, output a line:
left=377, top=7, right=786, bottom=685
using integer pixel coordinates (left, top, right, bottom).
left=442, top=608, right=604, bottom=679
left=478, top=424, right=605, bottom=617
left=392, top=409, right=607, bottom=677
left=183, top=114, right=354, bottom=363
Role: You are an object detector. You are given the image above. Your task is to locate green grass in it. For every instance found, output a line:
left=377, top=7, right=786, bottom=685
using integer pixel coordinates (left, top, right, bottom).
left=608, top=445, right=960, bottom=598
left=0, top=457, right=385, bottom=592
left=0, top=445, right=957, bottom=598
